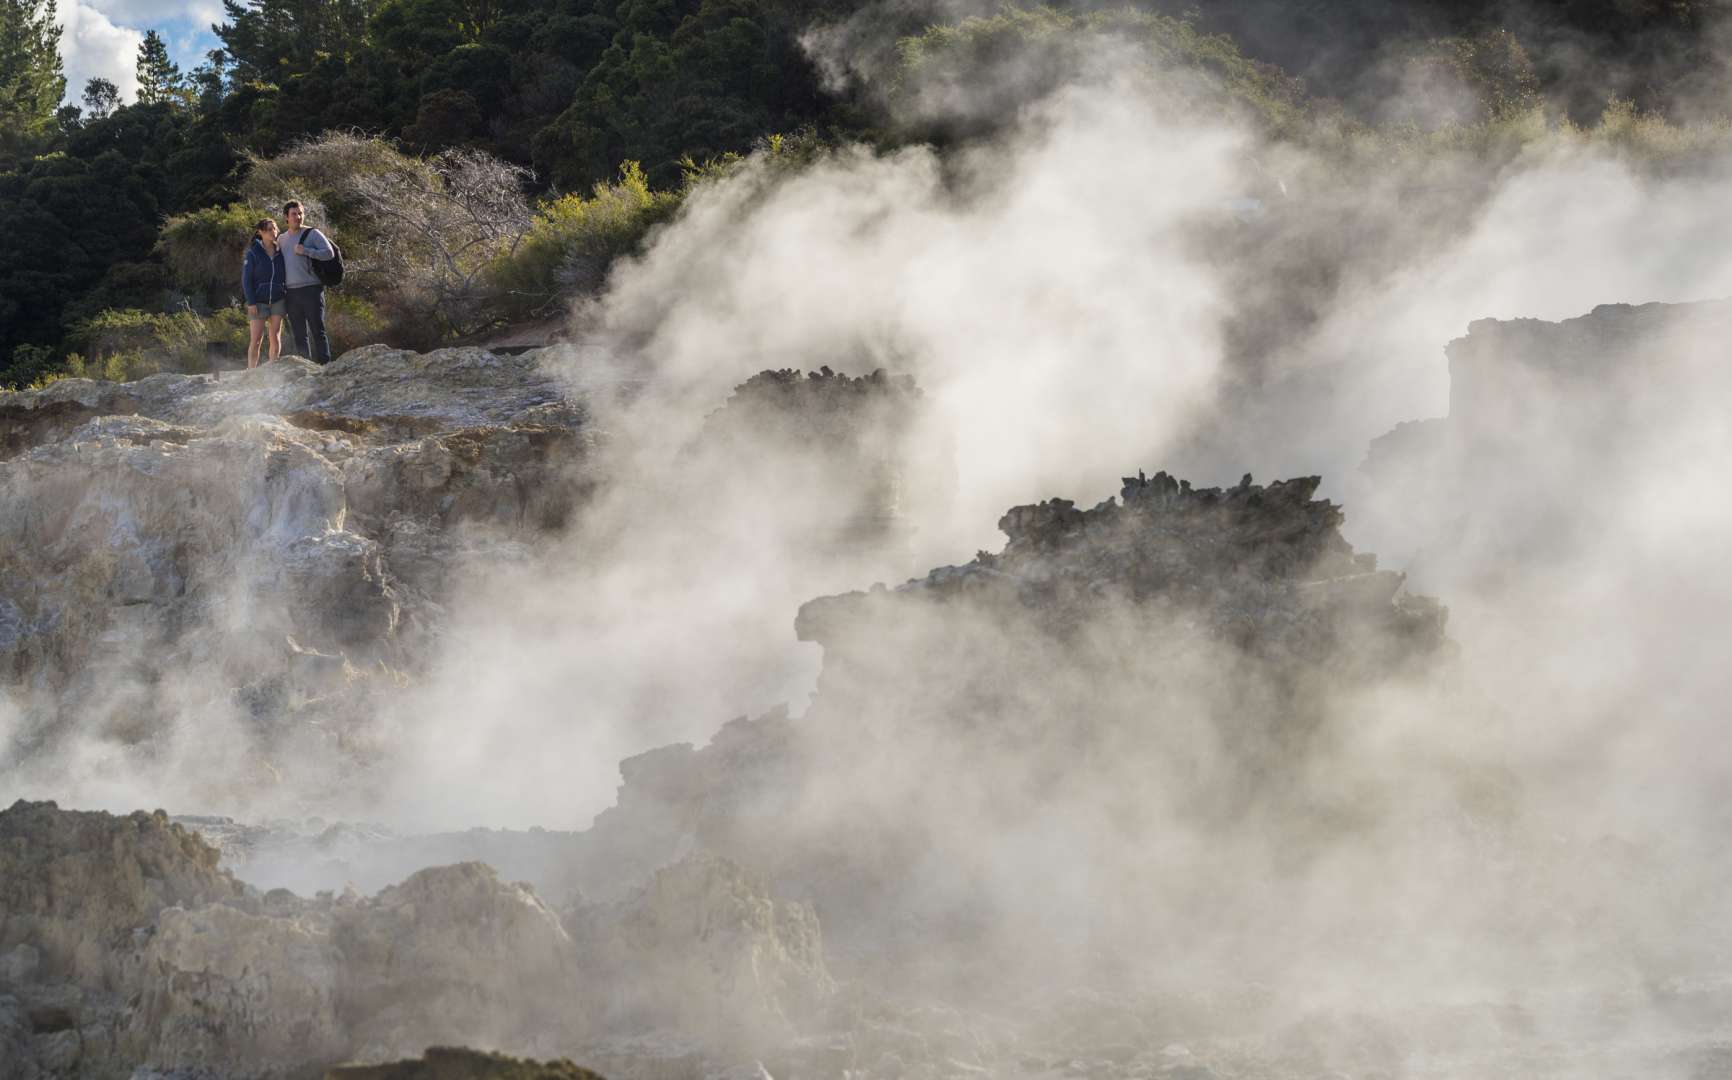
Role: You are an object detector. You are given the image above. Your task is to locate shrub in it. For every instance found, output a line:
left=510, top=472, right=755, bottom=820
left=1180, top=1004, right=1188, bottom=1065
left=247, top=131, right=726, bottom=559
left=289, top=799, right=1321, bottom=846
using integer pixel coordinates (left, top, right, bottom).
left=159, top=203, right=269, bottom=304
left=489, top=161, right=682, bottom=318
left=45, top=348, right=161, bottom=383
left=346, top=146, right=537, bottom=338
left=65, top=307, right=244, bottom=377
left=325, top=293, right=391, bottom=356
left=241, top=131, right=412, bottom=235
left=204, top=307, right=252, bottom=358
left=1, top=343, right=58, bottom=390
left=1572, top=98, right=1732, bottom=167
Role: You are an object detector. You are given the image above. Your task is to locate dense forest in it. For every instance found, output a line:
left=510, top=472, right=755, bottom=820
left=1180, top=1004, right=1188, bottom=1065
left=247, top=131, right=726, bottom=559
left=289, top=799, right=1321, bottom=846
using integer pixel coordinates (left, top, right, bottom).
left=1, top=0, right=1728, bottom=386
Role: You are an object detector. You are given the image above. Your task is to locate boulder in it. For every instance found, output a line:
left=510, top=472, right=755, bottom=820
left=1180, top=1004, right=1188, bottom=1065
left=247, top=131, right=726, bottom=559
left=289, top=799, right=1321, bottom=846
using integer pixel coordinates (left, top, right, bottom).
left=0, top=800, right=243, bottom=988
left=574, top=853, right=833, bottom=1053
left=131, top=901, right=346, bottom=1068
left=334, top=863, right=581, bottom=1061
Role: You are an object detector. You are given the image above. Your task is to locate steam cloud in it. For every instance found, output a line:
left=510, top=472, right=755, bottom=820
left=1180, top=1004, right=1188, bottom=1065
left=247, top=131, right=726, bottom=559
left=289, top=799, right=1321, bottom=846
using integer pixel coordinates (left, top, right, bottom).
left=5, top=10, right=1732, bottom=1073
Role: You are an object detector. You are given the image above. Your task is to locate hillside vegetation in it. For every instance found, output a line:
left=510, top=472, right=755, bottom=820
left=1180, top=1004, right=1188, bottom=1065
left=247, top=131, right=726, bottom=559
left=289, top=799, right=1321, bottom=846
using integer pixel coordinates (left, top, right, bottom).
left=2, top=0, right=1730, bottom=387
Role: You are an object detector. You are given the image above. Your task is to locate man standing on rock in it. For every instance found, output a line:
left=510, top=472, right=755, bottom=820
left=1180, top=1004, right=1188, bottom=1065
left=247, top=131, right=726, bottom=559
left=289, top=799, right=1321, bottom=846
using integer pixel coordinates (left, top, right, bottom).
left=282, top=200, right=336, bottom=364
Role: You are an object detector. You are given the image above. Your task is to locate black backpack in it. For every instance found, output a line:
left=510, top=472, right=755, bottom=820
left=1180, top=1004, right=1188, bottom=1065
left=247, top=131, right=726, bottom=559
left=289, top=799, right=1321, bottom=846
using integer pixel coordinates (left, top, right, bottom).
left=304, top=226, right=345, bottom=288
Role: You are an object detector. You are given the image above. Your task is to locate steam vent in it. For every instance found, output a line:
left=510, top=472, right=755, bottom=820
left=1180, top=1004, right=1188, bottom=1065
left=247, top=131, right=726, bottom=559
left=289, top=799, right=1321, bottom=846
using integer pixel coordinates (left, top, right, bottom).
left=6, top=303, right=1732, bottom=1078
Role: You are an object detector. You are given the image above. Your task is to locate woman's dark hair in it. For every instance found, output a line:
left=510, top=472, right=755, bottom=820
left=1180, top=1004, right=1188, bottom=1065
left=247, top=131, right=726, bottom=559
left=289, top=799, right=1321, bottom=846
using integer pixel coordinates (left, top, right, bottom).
left=253, top=218, right=278, bottom=243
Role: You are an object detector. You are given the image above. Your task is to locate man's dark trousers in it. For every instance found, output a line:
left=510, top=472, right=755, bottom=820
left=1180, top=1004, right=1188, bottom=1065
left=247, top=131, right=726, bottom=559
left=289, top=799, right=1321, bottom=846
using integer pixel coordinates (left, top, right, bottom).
left=285, top=284, right=332, bottom=364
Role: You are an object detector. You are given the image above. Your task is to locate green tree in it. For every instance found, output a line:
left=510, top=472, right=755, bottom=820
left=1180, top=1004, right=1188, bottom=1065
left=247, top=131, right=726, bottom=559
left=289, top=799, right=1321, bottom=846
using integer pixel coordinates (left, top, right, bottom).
left=189, top=49, right=229, bottom=111
left=83, top=77, right=120, bottom=120
left=0, top=0, right=67, bottom=158
left=532, top=0, right=826, bottom=189
left=216, top=0, right=382, bottom=82
left=136, top=30, right=185, bottom=106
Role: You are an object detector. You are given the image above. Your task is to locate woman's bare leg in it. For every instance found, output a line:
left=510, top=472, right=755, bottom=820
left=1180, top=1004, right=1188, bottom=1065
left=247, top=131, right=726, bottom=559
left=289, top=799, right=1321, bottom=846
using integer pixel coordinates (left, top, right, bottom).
left=247, top=319, right=264, bottom=368
left=267, top=315, right=283, bottom=361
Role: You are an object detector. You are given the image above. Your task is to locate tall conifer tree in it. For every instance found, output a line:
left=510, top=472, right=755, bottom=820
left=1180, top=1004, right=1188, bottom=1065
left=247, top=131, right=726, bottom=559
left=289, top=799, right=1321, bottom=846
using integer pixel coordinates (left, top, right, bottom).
left=135, top=30, right=184, bottom=105
left=0, top=0, right=67, bottom=149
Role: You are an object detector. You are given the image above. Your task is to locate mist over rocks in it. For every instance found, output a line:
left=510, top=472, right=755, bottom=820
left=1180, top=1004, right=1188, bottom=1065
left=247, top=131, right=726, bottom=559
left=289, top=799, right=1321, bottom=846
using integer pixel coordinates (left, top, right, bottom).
left=0, top=799, right=835, bottom=1078
left=695, top=367, right=928, bottom=563
left=0, top=800, right=245, bottom=988
left=1357, top=297, right=1732, bottom=589
left=0, top=345, right=946, bottom=821
left=5, top=299, right=1732, bottom=1076
left=571, top=852, right=834, bottom=1053
left=554, top=468, right=1463, bottom=1003
left=799, top=469, right=1446, bottom=668
left=0, top=347, right=597, bottom=810
left=5, top=428, right=1732, bottom=1075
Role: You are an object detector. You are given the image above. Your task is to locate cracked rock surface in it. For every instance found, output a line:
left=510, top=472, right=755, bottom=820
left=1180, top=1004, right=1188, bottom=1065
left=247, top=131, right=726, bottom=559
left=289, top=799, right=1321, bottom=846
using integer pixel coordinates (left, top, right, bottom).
left=0, top=349, right=596, bottom=800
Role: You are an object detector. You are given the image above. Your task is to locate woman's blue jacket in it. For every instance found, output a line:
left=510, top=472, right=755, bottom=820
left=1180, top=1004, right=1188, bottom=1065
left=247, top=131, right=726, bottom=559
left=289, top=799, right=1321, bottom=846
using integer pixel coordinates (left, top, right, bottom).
left=241, top=237, right=287, bottom=305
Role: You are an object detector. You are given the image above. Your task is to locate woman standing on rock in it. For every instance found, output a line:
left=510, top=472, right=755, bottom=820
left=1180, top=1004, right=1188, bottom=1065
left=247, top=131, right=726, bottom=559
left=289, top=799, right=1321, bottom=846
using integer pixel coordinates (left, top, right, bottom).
left=242, top=217, right=287, bottom=368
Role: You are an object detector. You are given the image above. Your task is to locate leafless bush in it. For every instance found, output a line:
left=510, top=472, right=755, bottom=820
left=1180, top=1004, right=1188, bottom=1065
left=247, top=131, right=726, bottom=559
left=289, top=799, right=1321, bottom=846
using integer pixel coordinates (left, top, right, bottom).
left=243, top=133, right=535, bottom=343
left=345, top=148, right=534, bottom=339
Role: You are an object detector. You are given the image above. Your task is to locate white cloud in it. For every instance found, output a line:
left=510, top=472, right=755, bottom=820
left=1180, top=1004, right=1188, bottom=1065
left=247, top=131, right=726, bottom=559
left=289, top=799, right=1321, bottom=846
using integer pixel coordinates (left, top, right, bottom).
left=57, top=0, right=143, bottom=104
left=82, top=0, right=213, bottom=26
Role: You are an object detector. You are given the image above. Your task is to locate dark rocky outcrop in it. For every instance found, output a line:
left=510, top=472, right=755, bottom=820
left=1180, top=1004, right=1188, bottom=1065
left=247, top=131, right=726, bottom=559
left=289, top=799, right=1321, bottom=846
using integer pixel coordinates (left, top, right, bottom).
left=799, top=469, right=1445, bottom=672
left=569, top=469, right=1451, bottom=994
left=326, top=1047, right=607, bottom=1080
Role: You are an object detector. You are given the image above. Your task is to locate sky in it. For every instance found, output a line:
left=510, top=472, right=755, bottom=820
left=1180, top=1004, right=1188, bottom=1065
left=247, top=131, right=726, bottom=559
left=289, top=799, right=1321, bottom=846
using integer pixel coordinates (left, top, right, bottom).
left=57, top=0, right=222, bottom=104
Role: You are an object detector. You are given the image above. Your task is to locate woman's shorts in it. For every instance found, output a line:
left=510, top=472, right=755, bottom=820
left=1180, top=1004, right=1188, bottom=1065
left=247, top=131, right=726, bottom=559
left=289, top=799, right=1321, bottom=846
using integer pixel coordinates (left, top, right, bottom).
left=249, top=299, right=286, bottom=320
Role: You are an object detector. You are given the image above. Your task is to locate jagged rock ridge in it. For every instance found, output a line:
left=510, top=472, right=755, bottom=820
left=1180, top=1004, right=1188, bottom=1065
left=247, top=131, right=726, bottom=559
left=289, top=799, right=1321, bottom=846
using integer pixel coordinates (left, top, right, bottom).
left=800, top=469, right=1445, bottom=667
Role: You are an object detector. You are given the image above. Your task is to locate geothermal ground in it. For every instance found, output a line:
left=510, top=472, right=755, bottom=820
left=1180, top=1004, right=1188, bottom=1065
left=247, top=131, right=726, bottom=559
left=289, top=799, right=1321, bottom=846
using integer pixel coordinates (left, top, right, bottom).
left=4, top=301, right=1732, bottom=1078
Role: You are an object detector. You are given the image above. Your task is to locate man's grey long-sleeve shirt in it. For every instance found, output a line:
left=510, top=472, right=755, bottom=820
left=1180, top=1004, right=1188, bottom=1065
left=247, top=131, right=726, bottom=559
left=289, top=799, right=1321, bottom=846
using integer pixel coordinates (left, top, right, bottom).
left=284, top=227, right=335, bottom=288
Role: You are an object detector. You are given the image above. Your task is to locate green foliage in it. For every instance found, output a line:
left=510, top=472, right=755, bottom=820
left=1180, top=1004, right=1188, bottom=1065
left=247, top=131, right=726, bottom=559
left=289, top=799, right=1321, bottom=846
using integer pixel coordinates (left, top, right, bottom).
left=490, top=160, right=680, bottom=315
left=218, top=0, right=382, bottom=84
left=1, top=342, right=56, bottom=389
left=0, top=0, right=66, bottom=163
left=891, top=7, right=1309, bottom=139
left=1438, top=30, right=1540, bottom=120
left=159, top=202, right=265, bottom=301
left=241, top=130, right=414, bottom=230
left=528, top=0, right=829, bottom=188
left=1567, top=99, right=1732, bottom=168
left=136, top=30, right=187, bottom=107
left=57, top=306, right=253, bottom=379
left=82, top=78, right=119, bottom=120
left=0, top=94, right=245, bottom=371
left=1369, top=29, right=1541, bottom=130
left=325, top=292, right=391, bottom=354
left=70, top=308, right=201, bottom=370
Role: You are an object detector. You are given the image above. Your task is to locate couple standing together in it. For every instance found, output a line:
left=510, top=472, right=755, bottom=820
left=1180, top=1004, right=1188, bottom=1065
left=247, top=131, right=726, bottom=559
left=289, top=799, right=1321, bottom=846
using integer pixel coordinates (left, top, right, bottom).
left=241, top=200, right=336, bottom=367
